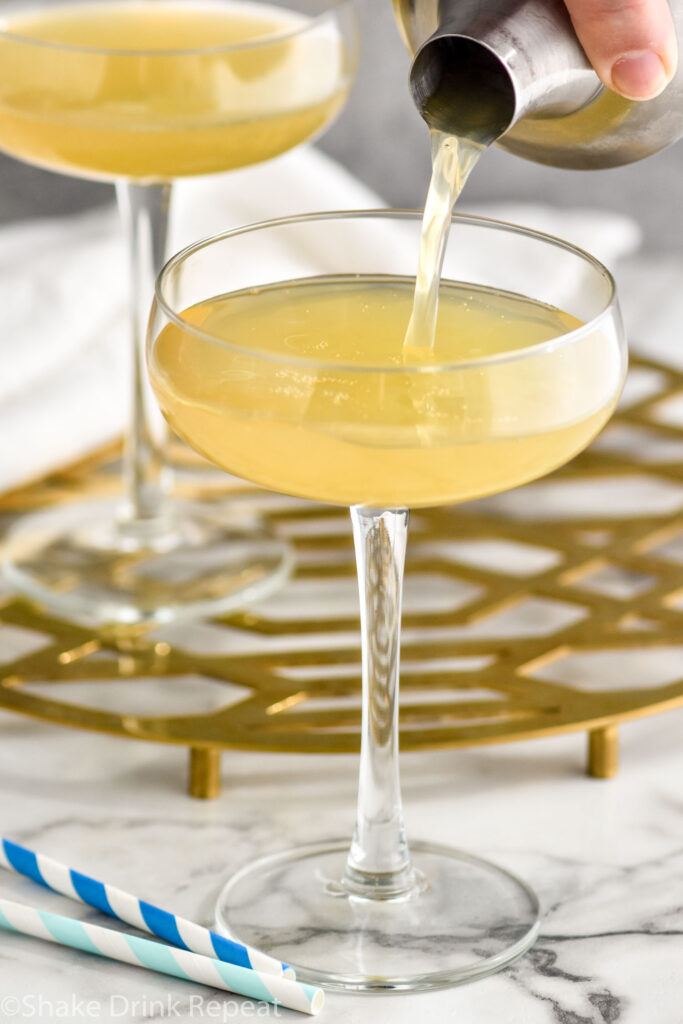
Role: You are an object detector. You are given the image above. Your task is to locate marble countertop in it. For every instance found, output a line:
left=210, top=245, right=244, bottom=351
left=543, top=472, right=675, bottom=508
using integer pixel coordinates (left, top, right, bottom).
left=0, top=701, right=681, bottom=1023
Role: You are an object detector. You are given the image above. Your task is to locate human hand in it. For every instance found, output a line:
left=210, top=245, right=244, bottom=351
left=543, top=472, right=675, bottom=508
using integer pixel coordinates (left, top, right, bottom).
left=564, top=0, right=678, bottom=99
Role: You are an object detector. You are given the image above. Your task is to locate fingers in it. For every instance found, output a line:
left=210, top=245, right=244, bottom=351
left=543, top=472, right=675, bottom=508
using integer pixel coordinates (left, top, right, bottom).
left=564, top=0, right=678, bottom=100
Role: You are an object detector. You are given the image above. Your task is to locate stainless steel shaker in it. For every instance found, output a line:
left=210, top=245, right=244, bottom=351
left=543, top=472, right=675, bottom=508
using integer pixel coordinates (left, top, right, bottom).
left=393, top=0, right=683, bottom=167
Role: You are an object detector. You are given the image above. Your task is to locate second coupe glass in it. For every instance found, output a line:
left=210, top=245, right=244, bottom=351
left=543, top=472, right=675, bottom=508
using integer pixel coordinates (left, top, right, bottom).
left=0, top=0, right=358, bottom=626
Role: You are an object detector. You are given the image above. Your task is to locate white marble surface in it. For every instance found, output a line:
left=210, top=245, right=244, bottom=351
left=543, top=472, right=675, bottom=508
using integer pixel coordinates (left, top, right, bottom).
left=0, top=702, right=681, bottom=1023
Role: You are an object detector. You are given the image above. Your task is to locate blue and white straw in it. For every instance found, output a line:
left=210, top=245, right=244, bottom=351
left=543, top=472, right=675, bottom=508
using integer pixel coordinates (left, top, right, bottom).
left=0, top=838, right=292, bottom=980
left=0, top=897, right=323, bottom=1015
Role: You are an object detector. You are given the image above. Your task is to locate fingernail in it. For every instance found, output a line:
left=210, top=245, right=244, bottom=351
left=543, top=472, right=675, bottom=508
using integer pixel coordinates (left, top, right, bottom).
left=610, top=50, right=670, bottom=100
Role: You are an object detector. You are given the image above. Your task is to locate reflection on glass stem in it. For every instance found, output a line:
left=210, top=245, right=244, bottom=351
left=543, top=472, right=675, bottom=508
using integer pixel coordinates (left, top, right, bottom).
left=344, top=506, right=417, bottom=898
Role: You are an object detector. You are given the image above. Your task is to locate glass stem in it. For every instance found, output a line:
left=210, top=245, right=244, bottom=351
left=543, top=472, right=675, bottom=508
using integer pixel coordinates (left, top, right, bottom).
left=343, top=506, right=416, bottom=898
left=115, top=181, right=173, bottom=534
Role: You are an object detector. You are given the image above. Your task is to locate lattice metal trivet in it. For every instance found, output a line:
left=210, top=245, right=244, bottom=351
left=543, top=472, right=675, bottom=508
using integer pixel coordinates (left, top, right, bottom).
left=0, top=355, right=681, bottom=798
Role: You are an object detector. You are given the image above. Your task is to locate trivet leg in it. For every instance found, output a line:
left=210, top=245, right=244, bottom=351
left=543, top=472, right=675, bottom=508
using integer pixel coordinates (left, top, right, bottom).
left=587, top=725, right=619, bottom=779
left=189, top=747, right=221, bottom=799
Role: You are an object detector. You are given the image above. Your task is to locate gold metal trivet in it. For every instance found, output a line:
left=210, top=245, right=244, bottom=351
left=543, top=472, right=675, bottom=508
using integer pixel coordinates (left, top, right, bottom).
left=0, top=355, right=682, bottom=799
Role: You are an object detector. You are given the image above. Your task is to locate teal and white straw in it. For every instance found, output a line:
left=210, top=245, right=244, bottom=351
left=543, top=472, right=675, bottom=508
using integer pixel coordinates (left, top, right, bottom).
left=0, top=837, right=292, bottom=979
left=0, top=897, right=323, bottom=1015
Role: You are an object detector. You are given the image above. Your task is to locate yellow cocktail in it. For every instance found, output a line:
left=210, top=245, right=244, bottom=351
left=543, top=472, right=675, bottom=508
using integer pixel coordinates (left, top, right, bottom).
left=0, top=1, right=351, bottom=179
left=147, top=210, right=627, bottom=989
left=151, top=276, right=617, bottom=508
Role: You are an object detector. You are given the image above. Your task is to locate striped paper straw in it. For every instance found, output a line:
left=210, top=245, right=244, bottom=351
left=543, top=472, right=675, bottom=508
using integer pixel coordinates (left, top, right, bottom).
left=0, top=837, right=292, bottom=980
left=0, top=897, right=323, bottom=1015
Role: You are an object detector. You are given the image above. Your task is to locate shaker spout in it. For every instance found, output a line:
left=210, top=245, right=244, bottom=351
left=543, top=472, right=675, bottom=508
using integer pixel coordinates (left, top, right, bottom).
left=408, top=0, right=601, bottom=142
left=395, top=0, right=683, bottom=168
left=410, top=36, right=517, bottom=142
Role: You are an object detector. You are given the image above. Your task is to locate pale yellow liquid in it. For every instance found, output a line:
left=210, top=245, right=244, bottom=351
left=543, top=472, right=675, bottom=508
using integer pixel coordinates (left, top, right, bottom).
left=150, top=276, right=619, bottom=508
left=404, top=131, right=484, bottom=355
left=0, top=1, right=351, bottom=179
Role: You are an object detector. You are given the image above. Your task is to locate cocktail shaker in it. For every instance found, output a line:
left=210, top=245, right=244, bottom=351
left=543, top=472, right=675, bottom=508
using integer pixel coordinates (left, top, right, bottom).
left=393, top=0, right=683, bottom=167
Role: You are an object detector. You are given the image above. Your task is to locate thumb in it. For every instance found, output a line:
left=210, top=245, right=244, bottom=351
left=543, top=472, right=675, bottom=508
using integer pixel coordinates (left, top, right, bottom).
left=564, top=0, right=678, bottom=100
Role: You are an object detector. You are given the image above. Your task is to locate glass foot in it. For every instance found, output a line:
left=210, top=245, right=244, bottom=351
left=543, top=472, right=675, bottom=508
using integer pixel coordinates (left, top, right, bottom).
left=3, top=498, right=293, bottom=628
left=215, top=839, right=541, bottom=992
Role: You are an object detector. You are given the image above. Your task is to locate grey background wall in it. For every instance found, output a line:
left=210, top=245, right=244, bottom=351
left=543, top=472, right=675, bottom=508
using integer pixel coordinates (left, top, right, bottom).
left=1, top=1, right=682, bottom=254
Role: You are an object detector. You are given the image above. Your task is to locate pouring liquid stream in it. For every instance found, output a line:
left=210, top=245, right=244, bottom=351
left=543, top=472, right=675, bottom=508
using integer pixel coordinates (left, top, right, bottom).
left=403, top=131, right=485, bottom=359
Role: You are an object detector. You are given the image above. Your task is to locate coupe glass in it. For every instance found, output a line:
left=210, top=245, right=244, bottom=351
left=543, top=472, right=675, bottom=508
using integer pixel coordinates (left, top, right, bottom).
left=0, top=0, right=358, bottom=627
left=147, top=211, right=627, bottom=989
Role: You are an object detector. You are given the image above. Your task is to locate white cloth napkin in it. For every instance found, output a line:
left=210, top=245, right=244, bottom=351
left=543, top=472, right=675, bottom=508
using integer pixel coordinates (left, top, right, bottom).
left=458, top=201, right=643, bottom=268
left=0, top=146, right=648, bottom=494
